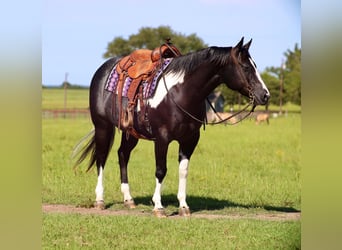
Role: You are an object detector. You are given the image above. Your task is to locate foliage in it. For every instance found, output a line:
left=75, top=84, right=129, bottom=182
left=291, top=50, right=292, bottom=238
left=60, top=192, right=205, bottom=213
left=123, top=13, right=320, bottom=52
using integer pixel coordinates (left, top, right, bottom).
left=262, top=44, right=301, bottom=105
left=102, top=26, right=300, bottom=107
left=283, top=43, right=301, bottom=104
left=260, top=71, right=280, bottom=105
left=103, top=26, right=207, bottom=58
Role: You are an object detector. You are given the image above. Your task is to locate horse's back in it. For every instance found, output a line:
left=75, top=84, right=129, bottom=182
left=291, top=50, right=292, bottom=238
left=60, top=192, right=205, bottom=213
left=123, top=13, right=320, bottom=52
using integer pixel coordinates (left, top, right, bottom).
left=89, top=57, right=121, bottom=122
left=90, top=57, right=120, bottom=93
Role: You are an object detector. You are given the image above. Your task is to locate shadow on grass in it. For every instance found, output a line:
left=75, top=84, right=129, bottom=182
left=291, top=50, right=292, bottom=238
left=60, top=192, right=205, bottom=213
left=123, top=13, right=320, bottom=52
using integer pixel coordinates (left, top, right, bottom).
left=132, top=194, right=300, bottom=213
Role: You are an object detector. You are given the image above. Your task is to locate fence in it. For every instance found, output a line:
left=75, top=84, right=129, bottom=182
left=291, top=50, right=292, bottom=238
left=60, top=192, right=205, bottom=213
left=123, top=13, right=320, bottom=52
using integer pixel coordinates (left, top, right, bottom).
left=42, top=109, right=90, bottom=119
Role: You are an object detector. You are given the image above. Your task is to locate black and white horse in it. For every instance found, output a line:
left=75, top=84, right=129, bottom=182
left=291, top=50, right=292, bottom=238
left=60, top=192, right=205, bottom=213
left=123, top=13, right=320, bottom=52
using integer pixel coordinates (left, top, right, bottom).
left=74, top=37, right=270, bottom=217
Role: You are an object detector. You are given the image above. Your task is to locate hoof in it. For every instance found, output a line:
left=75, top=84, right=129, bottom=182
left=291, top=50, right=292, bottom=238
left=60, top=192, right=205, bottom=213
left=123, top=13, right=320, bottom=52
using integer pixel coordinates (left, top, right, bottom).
left=94, top=200, right=105, bottom=210
left=124, top=199, right=136, bottom=209
left=179, top=207, right=191, bottom=217
left=153, top=208, right=167, bottom=218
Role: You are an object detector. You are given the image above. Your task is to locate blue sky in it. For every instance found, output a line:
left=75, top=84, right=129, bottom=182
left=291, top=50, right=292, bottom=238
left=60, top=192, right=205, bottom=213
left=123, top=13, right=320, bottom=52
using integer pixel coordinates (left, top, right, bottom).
left=42, top=0, right=300, bottom=86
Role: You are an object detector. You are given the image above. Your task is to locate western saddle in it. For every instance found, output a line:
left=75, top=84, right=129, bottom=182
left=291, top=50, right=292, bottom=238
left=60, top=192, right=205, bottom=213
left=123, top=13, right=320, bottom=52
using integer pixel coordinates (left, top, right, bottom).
left=114, top=40, right=181, bottom=138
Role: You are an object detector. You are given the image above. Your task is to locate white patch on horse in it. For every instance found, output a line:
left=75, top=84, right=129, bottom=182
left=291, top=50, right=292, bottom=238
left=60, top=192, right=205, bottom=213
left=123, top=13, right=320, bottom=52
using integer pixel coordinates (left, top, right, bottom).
left=152, top=178, right=164, bottom=209
left=177, top=159, right=189, bottom=208
left=95, top=167, right=104, bottom=202
left=249, top=58, right=270, bottom=95
left=121, top=183, right=133, bottom=202
left=148, top=72, right=185, bottom=108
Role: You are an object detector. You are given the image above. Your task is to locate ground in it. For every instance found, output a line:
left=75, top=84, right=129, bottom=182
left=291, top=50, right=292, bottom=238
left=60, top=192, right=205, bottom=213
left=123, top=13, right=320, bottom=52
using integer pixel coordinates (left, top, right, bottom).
left=42, top=204, right=300, bottom=221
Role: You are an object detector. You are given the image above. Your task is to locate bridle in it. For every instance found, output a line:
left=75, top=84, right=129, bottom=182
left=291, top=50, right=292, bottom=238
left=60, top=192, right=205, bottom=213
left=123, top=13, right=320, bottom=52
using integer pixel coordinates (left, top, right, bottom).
left=159, top=45, right=256, bottom=126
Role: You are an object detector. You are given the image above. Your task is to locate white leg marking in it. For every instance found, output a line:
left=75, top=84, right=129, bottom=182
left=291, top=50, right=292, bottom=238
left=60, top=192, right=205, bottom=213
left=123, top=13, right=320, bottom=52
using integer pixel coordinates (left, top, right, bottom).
left=249, top=58, right=270, bottom=95
left=121, top=183, right=133, bottom=202
left=148, top=72, right=185, bottom=108
left=95, top=167, right=104, bottom=202
left=177, top=159, right=189, bottom=208
left=152, top=178, right=164, bottom=209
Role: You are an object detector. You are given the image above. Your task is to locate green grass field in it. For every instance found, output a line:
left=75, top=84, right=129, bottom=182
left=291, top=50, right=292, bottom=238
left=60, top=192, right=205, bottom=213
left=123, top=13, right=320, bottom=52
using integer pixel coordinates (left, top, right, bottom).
left=43, top=213, right=300, bottom=249
left=42, top=88, right=89, bottom=109
left=42, top=89, right=301, bottom=249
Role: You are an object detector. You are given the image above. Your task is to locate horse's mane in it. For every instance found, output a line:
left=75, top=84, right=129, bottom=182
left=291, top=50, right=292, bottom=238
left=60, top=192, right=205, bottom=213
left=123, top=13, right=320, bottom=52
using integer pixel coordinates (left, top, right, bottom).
left=164, top=46, right=232, bottom=75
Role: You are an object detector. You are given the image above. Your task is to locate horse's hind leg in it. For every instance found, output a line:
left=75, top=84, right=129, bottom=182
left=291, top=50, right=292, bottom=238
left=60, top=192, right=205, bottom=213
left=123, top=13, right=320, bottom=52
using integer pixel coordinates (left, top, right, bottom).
left=118, top=133, right=139, bottom=208
left=94, top=124, right=114, bottom=209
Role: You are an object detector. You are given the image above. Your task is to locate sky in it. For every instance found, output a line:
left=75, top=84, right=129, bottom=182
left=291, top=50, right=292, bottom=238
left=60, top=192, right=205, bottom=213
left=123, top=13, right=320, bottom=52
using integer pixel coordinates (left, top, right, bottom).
left=42, top=0, right=301, bottom=86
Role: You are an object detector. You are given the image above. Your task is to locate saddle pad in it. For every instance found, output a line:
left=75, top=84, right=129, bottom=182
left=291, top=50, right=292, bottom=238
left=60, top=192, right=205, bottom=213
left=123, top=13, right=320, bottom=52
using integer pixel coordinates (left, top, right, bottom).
left=105, top=58, right=172, bottom=99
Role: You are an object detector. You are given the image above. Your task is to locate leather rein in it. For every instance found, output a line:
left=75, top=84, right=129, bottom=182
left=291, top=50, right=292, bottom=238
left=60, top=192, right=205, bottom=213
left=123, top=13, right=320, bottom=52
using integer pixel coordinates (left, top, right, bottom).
left=159, top=44, right=255, bottom=126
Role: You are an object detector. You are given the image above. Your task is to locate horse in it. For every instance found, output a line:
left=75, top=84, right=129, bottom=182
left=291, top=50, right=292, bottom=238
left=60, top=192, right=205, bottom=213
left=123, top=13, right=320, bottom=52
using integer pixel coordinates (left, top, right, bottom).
left=74, top=37, right=270, bottom=217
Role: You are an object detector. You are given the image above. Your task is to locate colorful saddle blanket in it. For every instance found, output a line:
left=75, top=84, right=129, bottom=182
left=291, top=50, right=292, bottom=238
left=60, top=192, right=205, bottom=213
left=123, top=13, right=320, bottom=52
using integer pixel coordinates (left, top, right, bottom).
left=105, top=58, right=172, bottom=99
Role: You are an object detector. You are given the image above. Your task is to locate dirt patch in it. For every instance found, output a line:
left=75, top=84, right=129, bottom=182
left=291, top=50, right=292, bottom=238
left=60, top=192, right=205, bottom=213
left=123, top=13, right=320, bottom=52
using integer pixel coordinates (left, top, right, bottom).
left=42, top=204, right=300, bottom=221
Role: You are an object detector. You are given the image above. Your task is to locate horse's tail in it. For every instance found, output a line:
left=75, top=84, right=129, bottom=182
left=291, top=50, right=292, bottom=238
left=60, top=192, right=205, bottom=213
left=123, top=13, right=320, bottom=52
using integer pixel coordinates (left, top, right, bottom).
left=72, top=129, right=97, bottom=172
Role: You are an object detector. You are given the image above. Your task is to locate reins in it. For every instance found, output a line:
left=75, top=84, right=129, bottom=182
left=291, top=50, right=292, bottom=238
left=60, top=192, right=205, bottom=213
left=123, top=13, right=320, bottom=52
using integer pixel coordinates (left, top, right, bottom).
left=158, top=44, right=255, bottom=126
left=205, top=95, right=255, bottom=125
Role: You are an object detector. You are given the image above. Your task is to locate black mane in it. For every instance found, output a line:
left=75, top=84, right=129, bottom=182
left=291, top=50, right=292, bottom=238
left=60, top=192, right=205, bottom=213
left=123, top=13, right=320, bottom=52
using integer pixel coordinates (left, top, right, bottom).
left=164, top=46, right=232, bottom=75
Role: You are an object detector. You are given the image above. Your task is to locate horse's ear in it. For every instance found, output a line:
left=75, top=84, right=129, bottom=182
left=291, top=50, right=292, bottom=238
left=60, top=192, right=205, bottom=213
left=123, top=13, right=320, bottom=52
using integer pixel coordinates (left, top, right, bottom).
left=232, top=37, right=244, bottom=54
left=243, top=39, right=252, bottom=50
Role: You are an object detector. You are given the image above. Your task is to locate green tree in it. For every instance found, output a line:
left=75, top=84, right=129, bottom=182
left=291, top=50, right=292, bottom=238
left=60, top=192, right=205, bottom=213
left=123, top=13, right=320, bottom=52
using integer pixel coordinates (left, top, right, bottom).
left=260, top=71, right=280, bottom=105
left=262, top=44, right=301, bottom=105
left=283, top=43, right=301, bottom=104
left=103, top=26, right=207, bottom=58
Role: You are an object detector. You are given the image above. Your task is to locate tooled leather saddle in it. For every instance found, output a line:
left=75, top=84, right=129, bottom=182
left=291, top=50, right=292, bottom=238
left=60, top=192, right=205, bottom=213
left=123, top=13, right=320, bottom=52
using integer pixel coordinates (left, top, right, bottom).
left=110, top=40, right=181, bottom=139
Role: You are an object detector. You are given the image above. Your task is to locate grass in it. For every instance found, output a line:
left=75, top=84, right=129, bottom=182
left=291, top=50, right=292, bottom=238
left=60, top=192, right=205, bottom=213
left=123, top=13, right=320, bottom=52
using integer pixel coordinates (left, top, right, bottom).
left=43, top=115, right=301, bottom=212
left=43, top=213, right=300, bottom=249
left=42, top=88, right=301, bottom=249
left=42, top=88, right=89, bottom=109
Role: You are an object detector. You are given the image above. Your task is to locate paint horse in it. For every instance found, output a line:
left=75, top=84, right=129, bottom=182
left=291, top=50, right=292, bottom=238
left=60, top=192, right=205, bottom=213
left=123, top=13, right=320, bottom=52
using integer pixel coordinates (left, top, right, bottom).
left=74, top=37, right=270, bottom=217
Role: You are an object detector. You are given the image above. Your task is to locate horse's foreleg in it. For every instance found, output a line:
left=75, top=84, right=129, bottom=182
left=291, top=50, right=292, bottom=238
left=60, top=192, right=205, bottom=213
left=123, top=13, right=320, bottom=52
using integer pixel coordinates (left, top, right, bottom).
left=177, top=131, right=200, bottom=216
left=152, top=140, right=169, bottom=217
left=177, top=159, right=190, bottom=216
left=118, top=133, right=138, bottom=208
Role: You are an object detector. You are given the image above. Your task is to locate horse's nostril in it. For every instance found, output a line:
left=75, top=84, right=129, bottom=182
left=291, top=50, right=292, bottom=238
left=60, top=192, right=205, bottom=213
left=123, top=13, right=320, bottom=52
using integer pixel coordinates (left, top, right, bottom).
left=264, top=92, right=270, bottom=102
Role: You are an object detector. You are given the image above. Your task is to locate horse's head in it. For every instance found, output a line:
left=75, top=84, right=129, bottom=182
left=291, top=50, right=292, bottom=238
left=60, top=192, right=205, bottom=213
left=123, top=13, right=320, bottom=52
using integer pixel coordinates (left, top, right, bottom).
left=223, top=37, right=270, bottom=106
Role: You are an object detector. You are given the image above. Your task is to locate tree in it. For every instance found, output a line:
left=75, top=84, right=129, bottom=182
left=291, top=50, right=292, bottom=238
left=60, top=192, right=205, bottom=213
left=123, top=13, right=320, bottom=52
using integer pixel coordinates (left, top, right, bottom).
left=103, top=26, right=207, bottom=58
left=103, top=27, right=301, bottom=107
left=262, top=44, right=301, bottom=105
left=260, top=71, right=280, bottom=105
left=283, top=44, right=301, bottom=104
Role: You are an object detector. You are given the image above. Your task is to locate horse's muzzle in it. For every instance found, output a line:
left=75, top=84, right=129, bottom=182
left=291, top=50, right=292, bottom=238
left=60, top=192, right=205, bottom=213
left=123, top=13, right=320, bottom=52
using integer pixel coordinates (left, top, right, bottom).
left=254, top=89, right=270, bottom=105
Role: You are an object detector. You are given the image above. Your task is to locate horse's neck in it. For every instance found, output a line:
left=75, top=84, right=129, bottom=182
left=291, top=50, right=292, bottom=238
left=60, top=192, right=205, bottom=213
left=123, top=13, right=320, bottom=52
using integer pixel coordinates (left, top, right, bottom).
left=185, top=64, right=222, bottom=102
